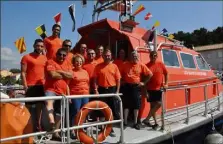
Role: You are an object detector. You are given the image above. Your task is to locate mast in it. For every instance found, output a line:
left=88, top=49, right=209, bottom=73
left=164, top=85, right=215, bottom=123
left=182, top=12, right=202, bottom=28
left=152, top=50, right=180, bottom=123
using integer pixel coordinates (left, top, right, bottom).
left=92, top=0, right=134, bottom=23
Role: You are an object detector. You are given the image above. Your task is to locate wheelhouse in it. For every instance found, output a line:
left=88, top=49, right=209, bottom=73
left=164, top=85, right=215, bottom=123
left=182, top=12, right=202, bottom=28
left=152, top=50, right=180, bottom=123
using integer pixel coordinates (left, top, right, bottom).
left=75, top=18, right=222, bottom=117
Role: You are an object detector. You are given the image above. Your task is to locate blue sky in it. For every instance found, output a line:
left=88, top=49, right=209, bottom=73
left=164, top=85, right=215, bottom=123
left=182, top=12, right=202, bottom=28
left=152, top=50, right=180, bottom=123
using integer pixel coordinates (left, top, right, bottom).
left=1, top=1, right=222, bottom=69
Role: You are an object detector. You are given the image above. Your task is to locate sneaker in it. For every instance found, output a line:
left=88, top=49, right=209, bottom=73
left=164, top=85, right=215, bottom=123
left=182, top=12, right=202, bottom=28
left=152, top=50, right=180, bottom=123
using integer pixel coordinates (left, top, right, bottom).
left=109, top=129, right=116, bottom=137
left=133, top=123, right=140, bottom=130
left=152, top=124, right=159, bottom=130
left=70, top=133, right=77, bottom=140
left=46, top=123, right=56, bottom=132
left=142, top=119, right=152, bottom=127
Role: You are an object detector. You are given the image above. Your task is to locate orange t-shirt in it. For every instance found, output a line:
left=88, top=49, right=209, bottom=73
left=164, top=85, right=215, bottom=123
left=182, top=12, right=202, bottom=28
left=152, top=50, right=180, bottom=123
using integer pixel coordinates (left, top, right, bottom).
left=44, top=59, right=73, bottom=95
left=44, top=36, right=63, bottom=59
left=122, top=61, right=152, bottom=84
left=95, top=56, right=104, bottom=64
left=21, top=53, right=47, bottom=86
left=93, top=62, right=121, bottom=87
left=146, top=61, right=168, bottom=90
left=69, top=69, right=89, bottom=95
left=83, top=60, right=98, bottom=88
left=113, top=59, right=125, bottom=72
left=66, top=52, right=74, bottom=66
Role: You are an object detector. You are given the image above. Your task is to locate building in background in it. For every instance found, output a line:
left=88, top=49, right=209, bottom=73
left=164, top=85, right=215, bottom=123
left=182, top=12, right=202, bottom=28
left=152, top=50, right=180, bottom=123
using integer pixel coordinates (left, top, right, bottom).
left=194, top=43, right=223, bottom=71
left=0, top=70, right=12, bottom=78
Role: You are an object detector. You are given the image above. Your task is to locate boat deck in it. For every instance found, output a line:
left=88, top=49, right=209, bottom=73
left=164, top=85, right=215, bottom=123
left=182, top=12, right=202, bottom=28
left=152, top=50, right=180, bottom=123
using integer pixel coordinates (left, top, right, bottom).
left=47, top=93, right=223, bottom=144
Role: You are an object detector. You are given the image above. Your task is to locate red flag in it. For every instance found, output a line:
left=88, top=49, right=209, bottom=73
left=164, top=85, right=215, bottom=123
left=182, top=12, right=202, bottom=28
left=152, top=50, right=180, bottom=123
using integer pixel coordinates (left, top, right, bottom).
left=144, top=12, right=152, bottom=20
left=54, top=13, right=61, bottom=25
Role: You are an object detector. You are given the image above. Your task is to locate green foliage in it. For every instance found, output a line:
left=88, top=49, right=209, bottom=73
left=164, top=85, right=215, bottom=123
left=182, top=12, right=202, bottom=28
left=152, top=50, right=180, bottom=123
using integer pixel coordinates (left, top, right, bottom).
left=10, top=68, right=21, bottom=73
left=173, top=26, right=223, bottom=47
left=0, top=76, right=17, bottom=85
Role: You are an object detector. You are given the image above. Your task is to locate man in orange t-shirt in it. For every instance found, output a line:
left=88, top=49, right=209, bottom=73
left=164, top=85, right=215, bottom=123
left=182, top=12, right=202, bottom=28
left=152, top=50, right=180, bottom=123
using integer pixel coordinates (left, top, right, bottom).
left=121, top=51, right=153, bottom=130
left=44, top=48, right=73, bottom=135
left=113, top=48, right=126, bottom=72
left=44, top=24, right=63, bottom=59
left=73, top=43, right=88, bottom=60
left=143, top=51, right=168, bottom=130
left=95, top=45, right=104, bottom=64
left=62, top=39, right=73, bottom=66
left=83, top=49, right=97, bottom=94
left=93, top=49, right=121, bottom=136
left=21, top=39, right=47, bottom=132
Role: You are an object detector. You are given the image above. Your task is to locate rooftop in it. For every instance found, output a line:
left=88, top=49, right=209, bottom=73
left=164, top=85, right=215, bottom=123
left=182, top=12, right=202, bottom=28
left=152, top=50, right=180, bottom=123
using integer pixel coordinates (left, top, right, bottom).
left=194, top=43, right=223, bottom=52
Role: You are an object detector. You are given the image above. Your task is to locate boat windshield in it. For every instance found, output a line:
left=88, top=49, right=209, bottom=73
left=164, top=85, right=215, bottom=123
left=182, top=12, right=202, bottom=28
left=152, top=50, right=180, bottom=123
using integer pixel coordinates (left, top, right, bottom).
left=195, top=54, right=210, bottom=70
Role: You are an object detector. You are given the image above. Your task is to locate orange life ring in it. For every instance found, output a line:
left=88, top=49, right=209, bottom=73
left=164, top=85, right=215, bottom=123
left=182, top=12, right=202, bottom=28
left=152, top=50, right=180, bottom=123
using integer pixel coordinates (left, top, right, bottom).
left=74, top=100, right=113, bottom=144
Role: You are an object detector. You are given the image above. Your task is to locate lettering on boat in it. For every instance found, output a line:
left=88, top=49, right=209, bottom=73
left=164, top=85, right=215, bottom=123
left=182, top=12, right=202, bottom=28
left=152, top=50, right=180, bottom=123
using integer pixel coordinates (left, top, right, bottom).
left=184, top=71, right=207, bottom=76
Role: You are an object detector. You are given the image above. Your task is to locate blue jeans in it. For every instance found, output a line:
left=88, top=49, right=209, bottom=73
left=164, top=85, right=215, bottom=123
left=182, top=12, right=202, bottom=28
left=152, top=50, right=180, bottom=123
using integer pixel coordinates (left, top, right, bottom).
left=45, top=91, right=57, bottom=97
left=70, top=98, right=89, bottom=126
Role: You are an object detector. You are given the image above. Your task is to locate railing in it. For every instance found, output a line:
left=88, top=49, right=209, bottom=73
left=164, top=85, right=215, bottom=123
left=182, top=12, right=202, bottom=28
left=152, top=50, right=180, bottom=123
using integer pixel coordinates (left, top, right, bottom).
left=0, top=93, right=124, bottom=144
left=0, top=82, right=222, bottom=143
left=160, top=82, right=223, bottom=130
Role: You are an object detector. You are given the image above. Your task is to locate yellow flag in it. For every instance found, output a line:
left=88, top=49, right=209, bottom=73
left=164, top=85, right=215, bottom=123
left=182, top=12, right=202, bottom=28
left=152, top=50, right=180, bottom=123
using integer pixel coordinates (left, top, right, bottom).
left=35, top=24, right=47, bottom=39
left=14, top=37, right=26, bottom=54
left=168, top=34, right=174, bottom=39
left=153, top=21, right=160, bottom=27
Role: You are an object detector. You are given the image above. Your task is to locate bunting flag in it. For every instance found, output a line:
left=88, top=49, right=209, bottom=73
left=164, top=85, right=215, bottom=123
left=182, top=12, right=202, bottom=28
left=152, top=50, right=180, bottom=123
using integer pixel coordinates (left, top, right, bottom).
left=14, top=37, right=26, bottom=54
left=82, top=0, right=87, bottom=6
left=160, top=28, right=168, bottom=34
left=132, top=4, right=145, bottom=16
left=54, top=13, right=61, bottom=25
left=168, top=34, right=175, bottom=39
left=144, top=12, right=152, bottom=20
left=151, top=20, right=160, bottom=30
left=148, top=30, right=155, bottom=42
left=35, top=24, right=47, bottom=39
left=68, top=4, right=76, bottom=32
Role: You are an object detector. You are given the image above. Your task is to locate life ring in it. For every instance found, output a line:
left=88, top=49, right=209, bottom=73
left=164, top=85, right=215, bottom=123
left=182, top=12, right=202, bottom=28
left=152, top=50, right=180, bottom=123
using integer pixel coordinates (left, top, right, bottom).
left=74, top=100, right=113, bottom=144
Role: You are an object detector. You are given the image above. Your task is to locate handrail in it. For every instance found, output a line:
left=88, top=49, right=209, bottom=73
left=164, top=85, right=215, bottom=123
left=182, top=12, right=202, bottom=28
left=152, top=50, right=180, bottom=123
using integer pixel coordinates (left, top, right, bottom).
left=1, top=82, right=222, bottom=143
left=160, top=81, right=222, bottom=130
left=0, top=93, right=124, bottom=144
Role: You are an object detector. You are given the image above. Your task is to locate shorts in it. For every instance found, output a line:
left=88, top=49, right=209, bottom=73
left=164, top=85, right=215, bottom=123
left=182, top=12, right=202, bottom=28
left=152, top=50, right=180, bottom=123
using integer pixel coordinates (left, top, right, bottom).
left=147, top=90, right=163, bottom=102
left=45, top=91, right=61, bottom=116
left=122, top=83, right=141, bottom=109
left=25, top=85, right=44, bottom=105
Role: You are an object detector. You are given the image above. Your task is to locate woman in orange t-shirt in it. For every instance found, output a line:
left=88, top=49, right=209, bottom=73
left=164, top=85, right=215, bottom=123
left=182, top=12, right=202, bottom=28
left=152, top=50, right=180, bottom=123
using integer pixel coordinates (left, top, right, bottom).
left=69, top=54, right=90, bottom=128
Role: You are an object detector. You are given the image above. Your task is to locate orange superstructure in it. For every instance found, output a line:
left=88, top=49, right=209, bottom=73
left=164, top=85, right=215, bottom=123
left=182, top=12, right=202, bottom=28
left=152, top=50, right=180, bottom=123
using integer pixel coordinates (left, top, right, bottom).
left=76, top=18, right=222, bottom=118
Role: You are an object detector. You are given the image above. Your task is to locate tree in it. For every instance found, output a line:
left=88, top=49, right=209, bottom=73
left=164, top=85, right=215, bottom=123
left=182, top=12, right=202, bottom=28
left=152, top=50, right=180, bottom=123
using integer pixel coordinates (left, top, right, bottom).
left=173, top=26, right=223, bottom=47
left=10, top=68, right=21, bottom=73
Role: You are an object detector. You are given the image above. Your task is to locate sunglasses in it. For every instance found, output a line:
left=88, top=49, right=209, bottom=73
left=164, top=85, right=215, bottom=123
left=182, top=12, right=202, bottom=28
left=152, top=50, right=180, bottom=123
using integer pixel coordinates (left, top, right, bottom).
left=57, top=53, right=67, bottom=57
left=64, top=44, right=72, bottom=48
left=88, top=53, right=95, bottom=55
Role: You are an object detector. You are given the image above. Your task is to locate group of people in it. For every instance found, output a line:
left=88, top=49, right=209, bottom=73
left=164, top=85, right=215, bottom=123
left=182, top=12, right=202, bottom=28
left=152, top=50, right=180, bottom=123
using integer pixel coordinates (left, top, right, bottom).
left=21, top=23, right=168, bottom=140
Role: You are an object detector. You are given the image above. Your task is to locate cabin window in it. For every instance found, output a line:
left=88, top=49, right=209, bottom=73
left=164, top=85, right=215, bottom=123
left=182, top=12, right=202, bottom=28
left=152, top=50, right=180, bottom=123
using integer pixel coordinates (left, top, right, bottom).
left=162, top=49, right=180, bottom=67
left=180, top=53, right=196, bottom=69
left=195, top=55, right=210, bottom=70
